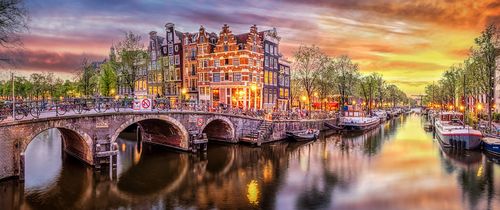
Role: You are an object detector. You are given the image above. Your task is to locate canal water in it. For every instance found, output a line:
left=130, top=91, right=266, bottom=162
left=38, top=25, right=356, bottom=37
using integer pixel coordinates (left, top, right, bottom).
left=1, top=114, right=499, bottom=210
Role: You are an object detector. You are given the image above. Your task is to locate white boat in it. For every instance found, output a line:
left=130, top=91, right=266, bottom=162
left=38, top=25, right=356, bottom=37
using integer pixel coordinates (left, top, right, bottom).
left=372, top=110, right=387, bottom=122
left=339, top=116, right=380, bottom=131
left=434, top=112, right=482, bottom=150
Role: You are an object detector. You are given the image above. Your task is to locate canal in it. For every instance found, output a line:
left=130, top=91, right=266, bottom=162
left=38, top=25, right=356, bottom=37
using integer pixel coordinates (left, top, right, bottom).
left=0, top=114, right=499, bottom=210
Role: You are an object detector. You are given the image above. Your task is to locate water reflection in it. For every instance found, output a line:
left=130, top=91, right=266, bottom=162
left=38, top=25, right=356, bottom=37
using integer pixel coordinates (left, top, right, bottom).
left=0, top=114, right=499, bottom=210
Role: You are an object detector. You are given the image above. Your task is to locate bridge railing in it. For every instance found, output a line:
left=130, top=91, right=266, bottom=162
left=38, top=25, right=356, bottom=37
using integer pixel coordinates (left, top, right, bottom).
left=0, top=97, right=335, bottom=123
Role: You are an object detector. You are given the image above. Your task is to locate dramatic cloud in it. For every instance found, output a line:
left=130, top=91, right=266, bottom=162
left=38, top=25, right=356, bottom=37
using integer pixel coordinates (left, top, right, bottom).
left=1, top=0, right=498, bottom=94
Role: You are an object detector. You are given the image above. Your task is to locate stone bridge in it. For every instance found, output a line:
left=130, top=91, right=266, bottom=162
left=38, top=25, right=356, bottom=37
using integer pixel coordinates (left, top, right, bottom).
left=0, top=111, right=335, bottom=181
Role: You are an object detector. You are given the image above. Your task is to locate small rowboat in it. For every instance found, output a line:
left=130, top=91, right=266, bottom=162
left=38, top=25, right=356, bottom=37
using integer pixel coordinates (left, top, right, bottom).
left=286, top=129, right=319, bottom=142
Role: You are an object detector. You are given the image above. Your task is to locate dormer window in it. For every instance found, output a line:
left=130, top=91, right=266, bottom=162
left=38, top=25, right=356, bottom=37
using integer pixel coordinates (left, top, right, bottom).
left=200, top=36, right=205, bottom=43
left=224, top=36, right=228, bottom=42
left=224, top=45, right=228, bottom=52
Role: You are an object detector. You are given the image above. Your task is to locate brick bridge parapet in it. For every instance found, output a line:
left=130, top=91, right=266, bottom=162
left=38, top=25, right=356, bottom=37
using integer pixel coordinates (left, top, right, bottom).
left=0, top=111, right=334, bottom=180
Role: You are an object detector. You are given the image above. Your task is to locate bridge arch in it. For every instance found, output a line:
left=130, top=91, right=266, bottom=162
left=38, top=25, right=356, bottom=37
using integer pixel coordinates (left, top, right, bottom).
left=200, top=116, right=236, bottom=142
left=110, top=115, right=189, bottom=150
left=24, top=125, right=94, bottom=165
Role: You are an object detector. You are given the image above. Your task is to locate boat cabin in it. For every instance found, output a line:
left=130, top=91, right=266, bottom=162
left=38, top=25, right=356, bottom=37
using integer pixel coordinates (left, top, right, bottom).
left=439, top=112, right=463, bottom=122
left=438, top=112, right=465, bottom=126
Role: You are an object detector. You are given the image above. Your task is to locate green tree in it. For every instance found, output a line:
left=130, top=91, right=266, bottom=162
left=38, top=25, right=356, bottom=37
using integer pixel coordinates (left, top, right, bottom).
left=99, top=61, right=118, bottom=96
left=474, top=24, right=498, bottom=131
left=331, top=55, right=359, bottom=114
left=76, top=59, right=98, bottom=97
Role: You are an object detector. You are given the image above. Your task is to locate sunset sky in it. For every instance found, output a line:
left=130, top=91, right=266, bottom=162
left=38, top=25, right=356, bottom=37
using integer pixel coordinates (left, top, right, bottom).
left=1, top=0, right=499, bottom=94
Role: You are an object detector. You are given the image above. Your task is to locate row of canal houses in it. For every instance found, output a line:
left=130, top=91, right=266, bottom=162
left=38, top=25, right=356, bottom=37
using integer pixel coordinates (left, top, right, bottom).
left=121, top=22, right=291, bottom=111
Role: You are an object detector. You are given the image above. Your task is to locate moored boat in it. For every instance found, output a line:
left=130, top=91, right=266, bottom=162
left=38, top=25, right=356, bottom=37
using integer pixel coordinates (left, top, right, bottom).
left=339, top=116, right=380, bottom=131
left=482, top=137, right=500, bottom=155
left=434, top=112, right=482, bottom=150
left=286, top=129, right=319, bottom=142
left=372, top=110, right=387, bottom=122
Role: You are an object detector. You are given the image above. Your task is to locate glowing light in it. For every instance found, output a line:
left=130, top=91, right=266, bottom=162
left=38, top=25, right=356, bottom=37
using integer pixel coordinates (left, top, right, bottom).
left=459, top=105, right=464, bottom=111
left=313, top=92, right=318, bottom=97
left=181, top=88, right=187, bottom=94
left=301, top=95, right=307, bottom=101
left=352, top=100, right=357, bottom=105
left=247, top=180, right=260, bottom=205
left=477, top=103, right=483, bottom=111
left=263, top=161, right=273, bottom=183
left=250, top=84, right=257, bottom=91
left=121, top=143, right=126, bottom=152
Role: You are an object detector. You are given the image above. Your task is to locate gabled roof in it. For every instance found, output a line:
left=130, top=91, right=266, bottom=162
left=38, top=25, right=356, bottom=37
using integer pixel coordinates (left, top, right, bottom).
left=234, top=33, right=249, bottom=44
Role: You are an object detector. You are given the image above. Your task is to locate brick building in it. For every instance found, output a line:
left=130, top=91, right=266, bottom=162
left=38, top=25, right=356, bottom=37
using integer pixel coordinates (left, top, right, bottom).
left=141, top=22, right=291, bottom=110
left=197, top=24, right=264, bottom=109
left=182, top=26, right=218, bottom=103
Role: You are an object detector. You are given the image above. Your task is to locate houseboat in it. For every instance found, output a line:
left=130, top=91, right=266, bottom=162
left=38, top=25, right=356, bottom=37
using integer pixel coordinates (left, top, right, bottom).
left=434, top=112, right=482, bottom=150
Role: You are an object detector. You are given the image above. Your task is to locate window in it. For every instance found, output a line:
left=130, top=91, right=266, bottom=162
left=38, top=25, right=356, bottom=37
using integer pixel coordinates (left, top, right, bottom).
left=273, top=71, right=277, bottom=85
left=225, top=58, right=229, bottom=66
left=191, top=48, right=196, bottom=58
left=274, top=58, right=278, bottom=69
left=224, top=45, right=228, bottom=52
left=249, top=73, right=253, bottom=82
left=270, top=58, right=273, bottom=68
left=233, top=58, right=240, bottom=66
left=263, top=89, right=268, bottom=103
left=174, top=55, right=180, bottom=65
left=234, top=72, right=241, bottom=81
left=169, top=56, right=174, bottom=65
left=215, top=59, right=220, bottom=67
left=200, top=36, right=205, bottom=43
left=224, top=36, right=228, bottom=42
left=168, top=46, right=174, bottom=55
left=175, top=45, right=179, bottom=52
left=191, top=64, right=196, bottom=76
left=213, top=73, right=220, bottom=82
left=248, top=58, right=253, bottom=67
left=265, top=57, right=269, bottom=67
left=271, top=45, right=274, bottom=54
left=264, top=71, right=269, bottom=84
left=265, top=43, right=269, bottom=53
left=203, top=60, right=208, bottom=68
left=213, top=89, right=220, bottom=101
left=167, top=32, right=172, bottom=41
left=225, top=73, right=230, bottom=81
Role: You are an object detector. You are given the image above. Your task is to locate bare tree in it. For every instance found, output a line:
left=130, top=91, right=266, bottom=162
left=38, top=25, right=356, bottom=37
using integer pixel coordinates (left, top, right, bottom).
left=115, top=31, right=147, bottom=94
left=292, top=45, right=329, bottom=111
left=0, top=0, right=28, bottom=48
